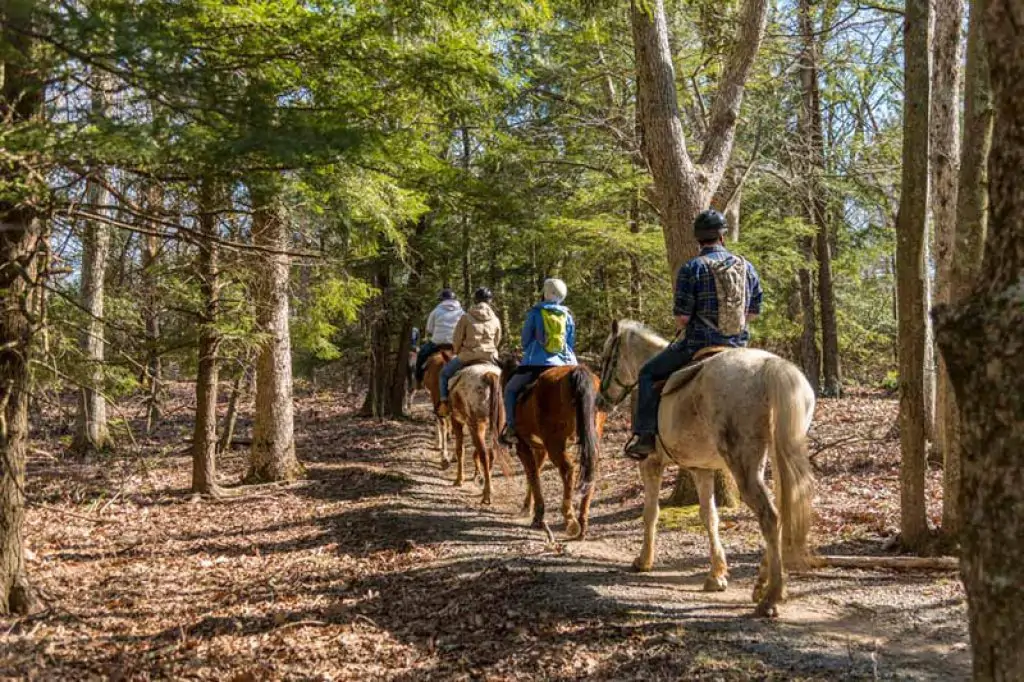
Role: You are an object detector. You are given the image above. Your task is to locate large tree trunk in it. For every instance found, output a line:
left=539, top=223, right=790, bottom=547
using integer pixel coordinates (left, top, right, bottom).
left=71, top=144, right=112, bottom=454
left=246, top=181, right=300, bottom=483
left=896, top=0, right=933, bottom=553
left=631, top=0, right=768, bottom=502
left=936, top=2, right=1024, bottom=676
left=0, top=0, right=41, bottom=614
left=797, top=0, right=841, bottom=398
left=192, top=180, right=223, bottom=496
left=630, top=0, right=768, bottom=274
left=942, top=0, right=992, bottom=543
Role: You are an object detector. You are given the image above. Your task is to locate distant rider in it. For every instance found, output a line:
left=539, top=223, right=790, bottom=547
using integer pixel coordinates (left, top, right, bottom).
left=415, top=289, right=464, bottom=387
left=499, top=278, right=577, bottom=445
left=437, top=288, right=502, bottom=415
left=624, top=210, right=763, bottom=460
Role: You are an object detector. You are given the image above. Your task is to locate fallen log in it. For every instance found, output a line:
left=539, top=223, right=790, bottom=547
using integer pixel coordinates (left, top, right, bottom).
left=805, top=555, right=958, bottom=571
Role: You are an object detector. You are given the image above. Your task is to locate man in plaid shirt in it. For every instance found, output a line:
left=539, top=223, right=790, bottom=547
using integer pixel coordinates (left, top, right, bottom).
left=625, top=210, right=763, bottom=460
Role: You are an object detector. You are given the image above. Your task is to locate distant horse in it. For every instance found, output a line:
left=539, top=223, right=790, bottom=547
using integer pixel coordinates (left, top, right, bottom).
left=600, top=320, right=815, bottom=618
left=423, top=349, right=454, bottom=469
left=448, top=364, right=506, bottom=504
left=500, top=359, right=605, bottom=540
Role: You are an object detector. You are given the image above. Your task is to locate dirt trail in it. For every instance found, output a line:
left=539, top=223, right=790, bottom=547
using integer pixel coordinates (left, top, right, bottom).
left=1, top=390, right=969, bottom=681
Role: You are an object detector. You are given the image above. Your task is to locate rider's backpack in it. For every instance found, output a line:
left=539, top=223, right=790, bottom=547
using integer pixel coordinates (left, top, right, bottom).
left=540, top=307, right=569, bottom=354
left=700, top=255, right=748, bottom=337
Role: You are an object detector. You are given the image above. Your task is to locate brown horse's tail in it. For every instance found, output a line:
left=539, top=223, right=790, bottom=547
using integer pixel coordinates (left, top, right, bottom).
left=568, top=366, right=600, bottom=495
left=763, top=357, right=816, bottom=569
left=486, top=371, right=506, bottom=453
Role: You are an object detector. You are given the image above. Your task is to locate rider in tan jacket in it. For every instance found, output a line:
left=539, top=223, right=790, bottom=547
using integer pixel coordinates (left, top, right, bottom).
left=438, top=288, right=501, bottom=410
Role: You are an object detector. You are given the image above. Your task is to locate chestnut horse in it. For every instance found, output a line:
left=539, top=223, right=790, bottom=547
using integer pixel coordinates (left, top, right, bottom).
left=448, top=364, right=506, bottom=504
left=500, top=360, right=605, bottom=540
left=423, top=349, right=454, bottom=469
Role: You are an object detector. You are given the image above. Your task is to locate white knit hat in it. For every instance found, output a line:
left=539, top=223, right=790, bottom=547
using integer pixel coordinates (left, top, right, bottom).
left=542, top=278, right=568, bottom=304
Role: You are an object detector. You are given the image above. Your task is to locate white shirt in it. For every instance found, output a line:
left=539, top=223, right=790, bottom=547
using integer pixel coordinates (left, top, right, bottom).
left=426, top=300, right=463, bottom=344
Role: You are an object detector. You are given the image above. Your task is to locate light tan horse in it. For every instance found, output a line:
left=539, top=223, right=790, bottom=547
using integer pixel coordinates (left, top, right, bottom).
left=448, top=364, right=506, bottom=504
left=600, top=320, right=815, bottom=617
left=423, top=349, right=454, bottom=469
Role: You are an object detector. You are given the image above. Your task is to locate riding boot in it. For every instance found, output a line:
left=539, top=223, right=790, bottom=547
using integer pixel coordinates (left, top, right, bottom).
left=498, top=424, right=517, bottom=446
left=436, top=400, right=450, bottom=418
left=624, top=433, right=656, bottom=460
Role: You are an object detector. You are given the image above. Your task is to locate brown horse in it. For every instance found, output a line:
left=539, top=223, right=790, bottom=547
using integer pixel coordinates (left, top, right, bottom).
left=500, top=360, right=605, bottom=540
left=449, top=364, right=506, bottom=504
left=423, top=349, right=454, bottom=469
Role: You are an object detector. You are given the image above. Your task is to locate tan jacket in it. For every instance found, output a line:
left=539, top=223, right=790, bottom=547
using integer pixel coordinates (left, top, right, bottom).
left=452, top=302, right=502, bottom=364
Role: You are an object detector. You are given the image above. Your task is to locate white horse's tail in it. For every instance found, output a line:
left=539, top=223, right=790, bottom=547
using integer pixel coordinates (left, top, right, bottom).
left=763, top=357, right=816, bottom=569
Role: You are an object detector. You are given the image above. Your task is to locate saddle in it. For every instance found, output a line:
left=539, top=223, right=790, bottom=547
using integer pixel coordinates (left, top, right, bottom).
left=652, top=346, right=733, bottom=397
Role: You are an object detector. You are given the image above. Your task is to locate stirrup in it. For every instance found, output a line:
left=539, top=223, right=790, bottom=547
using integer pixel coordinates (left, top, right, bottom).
left=436, top=400, right=450, bottom=417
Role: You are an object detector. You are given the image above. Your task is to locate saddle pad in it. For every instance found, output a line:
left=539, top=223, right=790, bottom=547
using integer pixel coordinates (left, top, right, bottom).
left=447, top=362, right=501, bottom=393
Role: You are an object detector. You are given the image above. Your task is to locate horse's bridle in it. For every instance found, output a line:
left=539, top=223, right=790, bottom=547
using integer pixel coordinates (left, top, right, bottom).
left=599, top=334, right=636, bottom=407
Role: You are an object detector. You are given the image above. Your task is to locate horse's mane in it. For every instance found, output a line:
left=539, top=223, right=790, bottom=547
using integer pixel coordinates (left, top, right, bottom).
left=615, top=319, right=666, bottom=345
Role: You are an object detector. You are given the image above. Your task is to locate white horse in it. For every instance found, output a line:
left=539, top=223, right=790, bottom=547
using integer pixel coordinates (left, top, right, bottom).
left=599, top=320, right=816, bottom=617
left=448, top=363, right=506, bottom=504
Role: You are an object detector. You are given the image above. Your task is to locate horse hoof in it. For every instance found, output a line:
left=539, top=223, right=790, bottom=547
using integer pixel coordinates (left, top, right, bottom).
left=632, top=557, right=652, bottom=573
left=565, top=519, right=581, bottom=538
left=703, top=575, right=728, bottom=592
left=530, top=518, right=546, bottom=530
left=453, top=478, right=463, bottom=487
left=481, top=496, right=491, bottom=506
left=440, top=460, right=451, bottom=471
left=754, top=601, right=779, bottom=619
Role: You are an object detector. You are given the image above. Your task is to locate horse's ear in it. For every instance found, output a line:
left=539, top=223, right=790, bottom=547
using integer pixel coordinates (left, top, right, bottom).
left=611, top=319, right=619, bottom=336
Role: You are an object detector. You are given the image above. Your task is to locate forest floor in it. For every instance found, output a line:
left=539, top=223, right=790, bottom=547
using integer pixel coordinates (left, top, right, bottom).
left=2, top=385, right=969, bottom=681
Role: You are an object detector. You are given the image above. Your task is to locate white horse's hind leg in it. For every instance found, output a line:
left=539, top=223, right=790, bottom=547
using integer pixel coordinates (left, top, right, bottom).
left=736, top=469, right=784, bottom=618
left=694, top=469, right=728, bottom=592
left=437, top=417, right=451, bottom=469
left=632, top=454, right=665, bottom=572
left=453, top=423, right=465, bottom=486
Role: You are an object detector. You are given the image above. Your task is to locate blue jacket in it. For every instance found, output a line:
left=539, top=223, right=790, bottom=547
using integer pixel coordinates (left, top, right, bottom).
left=520, top=302, right=577, bottom=367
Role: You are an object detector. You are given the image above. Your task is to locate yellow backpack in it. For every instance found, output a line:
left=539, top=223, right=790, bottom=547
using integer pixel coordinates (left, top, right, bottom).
left=540, top=307, right=568, bottom=354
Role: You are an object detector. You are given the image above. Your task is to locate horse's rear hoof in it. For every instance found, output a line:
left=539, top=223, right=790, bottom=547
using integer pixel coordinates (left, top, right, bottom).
left=440, top=460, right=451, bottom=471
left=565, top=518, right=581, bottom=538
left=530, top=518, right=546, bottom=530
left=702, top=575, right=728, bottom=592
left=632, top=557, right=652, bottom=573
left=754, top=601, right=779, bottom=619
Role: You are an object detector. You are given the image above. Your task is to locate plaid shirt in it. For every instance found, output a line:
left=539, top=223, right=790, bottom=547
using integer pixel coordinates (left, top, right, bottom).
left=673, top=244, right=763, bottom=350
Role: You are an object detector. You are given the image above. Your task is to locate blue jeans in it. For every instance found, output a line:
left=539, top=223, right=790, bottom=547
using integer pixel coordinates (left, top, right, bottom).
left=439, top=357, right=463, bottom=400
left=503, top=369, right=543, bottom=431
left=415, top=341, right=438, bottom=383
left=634, top=344, right=694, bottom=436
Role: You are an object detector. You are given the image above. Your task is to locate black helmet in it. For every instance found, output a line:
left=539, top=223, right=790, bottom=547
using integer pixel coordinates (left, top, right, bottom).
left=473, top=287, right=493, bottom=303
left=694, top=209, right=728, bottom=241
left=439, top=288, right=456, bottom=302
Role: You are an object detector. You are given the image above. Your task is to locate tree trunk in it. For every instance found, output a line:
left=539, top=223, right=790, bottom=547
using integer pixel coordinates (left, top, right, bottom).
left=218, top=367, right=247, bottom=454
left=935, top=3, right=1024, bottom=677
left=246, top=180, right=300, bottom=483
left=142, top=186, right=164, bottom=434
left=360, top=263, right=392, bottom=418
left=631, top=0, right=768, bottom=505
left=630, top=0, right=768, bottom=275
left=71, top=160, right=112, bottom=454
left=797, top=0, right=841, bottom=398
left=942, top=0, right=992, bottom=543
left=896, top=0, right=932, bottom=553
left=930, top=0, right=964, bottom=466
left=798, top=248, right=821, bottom=393
left=0, top=0, right=41, bottom=614
left=192, top=180, right=223, bottom=496
left=665, top=468, right=738, bottom=508
left=460, top=125, right=472, bottom=302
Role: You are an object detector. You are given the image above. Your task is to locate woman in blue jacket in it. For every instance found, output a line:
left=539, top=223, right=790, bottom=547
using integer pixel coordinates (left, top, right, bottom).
left=499, top=278, right=577, bottom=445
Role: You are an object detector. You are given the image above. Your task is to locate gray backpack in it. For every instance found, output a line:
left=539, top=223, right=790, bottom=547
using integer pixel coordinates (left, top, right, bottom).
left=697, top=255, right=748, bottom=337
